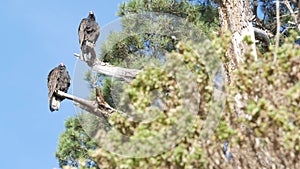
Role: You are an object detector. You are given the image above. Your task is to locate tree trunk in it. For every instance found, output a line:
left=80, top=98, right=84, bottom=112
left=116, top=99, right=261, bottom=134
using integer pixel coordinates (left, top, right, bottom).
left=216, top=0, right=257, bottom=70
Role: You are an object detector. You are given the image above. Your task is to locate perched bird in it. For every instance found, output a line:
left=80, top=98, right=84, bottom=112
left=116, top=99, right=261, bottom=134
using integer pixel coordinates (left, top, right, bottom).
left=78, top=11, right=100, bottom=63
left=47, top=63, right=71, bottom=112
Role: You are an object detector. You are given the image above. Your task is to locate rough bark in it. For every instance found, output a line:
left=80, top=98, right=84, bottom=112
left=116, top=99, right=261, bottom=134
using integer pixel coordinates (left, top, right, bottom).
left=216, top=0, right=258, bottom=69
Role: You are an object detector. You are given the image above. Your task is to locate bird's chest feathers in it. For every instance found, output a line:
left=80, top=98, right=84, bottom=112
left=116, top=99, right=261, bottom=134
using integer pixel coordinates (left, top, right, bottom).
left=85, top=21, right=97, bottom=33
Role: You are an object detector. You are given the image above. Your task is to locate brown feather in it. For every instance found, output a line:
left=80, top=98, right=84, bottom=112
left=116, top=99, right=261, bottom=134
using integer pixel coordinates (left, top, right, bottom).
left=48, top=68, right=59, bottom=100
left=78, top=19, right=88, bottom=48
left=47, top=64, right=71, bottom=112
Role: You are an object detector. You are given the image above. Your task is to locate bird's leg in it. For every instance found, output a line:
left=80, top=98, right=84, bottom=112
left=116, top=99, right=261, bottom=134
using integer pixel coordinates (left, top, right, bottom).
left=79, top=51, right=84, bottom=61
left=90, top=48, right=97, bottom=66
left=83, top=53, right=88, bottom=62
left=86, top=41, right=95, bottom=48
left=86, top=48, right=93, bottom=66
left=80, top=44, right=89, bottom=62
left=79, top=48, right=86, bottom=61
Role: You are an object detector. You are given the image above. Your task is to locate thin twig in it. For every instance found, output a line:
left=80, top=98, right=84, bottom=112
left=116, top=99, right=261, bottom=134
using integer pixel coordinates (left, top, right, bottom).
left=283, top=0, right=300, bottom=31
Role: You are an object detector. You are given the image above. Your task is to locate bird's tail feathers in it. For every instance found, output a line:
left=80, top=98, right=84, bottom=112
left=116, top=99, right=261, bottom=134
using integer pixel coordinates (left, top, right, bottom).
left=50, top=97, right=60, bottom=112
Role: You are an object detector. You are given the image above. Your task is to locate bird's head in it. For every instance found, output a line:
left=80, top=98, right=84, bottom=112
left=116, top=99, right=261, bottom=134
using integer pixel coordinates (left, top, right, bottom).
left=88, top=11, right=96, bottom=20
left=58, top=63, right=66, bottom=69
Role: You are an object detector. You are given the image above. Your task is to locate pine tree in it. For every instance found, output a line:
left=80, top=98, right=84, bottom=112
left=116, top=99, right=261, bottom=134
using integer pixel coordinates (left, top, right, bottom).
left=55, top=0, right=300, bottom=168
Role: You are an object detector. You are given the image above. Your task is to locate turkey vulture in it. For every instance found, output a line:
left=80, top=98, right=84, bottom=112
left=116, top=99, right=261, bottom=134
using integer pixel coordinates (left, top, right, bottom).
left=47, top=63, right=71, bottom=112
left=78, top=11, right=100, bottom=63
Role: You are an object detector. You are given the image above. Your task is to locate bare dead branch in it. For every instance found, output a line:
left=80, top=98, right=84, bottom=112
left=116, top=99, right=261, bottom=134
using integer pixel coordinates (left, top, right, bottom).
left=74, top=52, right=141, bottom=82
left=253, top=27, right=270, bottom=47
left=253, top=0, right=259, bottom=22
left=283, top=0, right=300, bottom=32
left=56, top=90, right=117, bottom=119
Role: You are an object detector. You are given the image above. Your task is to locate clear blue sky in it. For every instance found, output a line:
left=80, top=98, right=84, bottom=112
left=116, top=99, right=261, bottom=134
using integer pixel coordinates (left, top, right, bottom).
left=0, top=1, right=124, bottom=168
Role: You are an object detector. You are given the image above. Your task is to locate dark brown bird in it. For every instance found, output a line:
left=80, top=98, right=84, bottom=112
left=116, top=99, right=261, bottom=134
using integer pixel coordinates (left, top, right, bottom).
left=78, top=11, right=100, bottom=62
left=47, top=63, right=71, bottom=112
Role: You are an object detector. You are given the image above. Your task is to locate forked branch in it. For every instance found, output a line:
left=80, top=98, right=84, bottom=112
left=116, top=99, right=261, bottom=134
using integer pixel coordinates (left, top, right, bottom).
left=56, top=88, right=117, bottom=119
